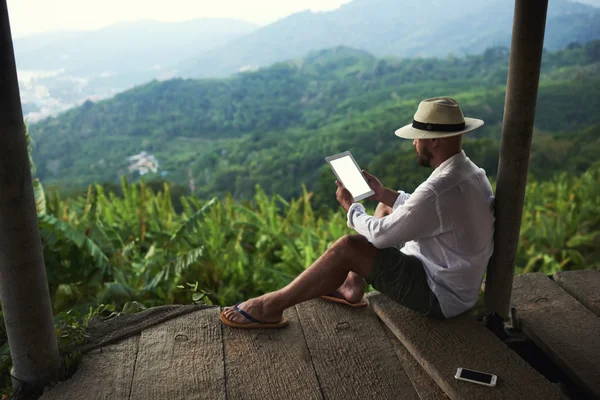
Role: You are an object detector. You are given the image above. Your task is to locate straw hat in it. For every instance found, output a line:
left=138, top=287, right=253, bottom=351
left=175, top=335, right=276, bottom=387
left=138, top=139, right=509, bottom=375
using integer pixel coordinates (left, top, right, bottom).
left=395, top=97, right=484, bottom=139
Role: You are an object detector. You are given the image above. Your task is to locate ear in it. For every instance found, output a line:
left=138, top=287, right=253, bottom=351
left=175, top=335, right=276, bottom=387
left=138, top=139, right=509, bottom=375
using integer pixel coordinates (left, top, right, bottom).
left=431, top=138, right=439, bottom=148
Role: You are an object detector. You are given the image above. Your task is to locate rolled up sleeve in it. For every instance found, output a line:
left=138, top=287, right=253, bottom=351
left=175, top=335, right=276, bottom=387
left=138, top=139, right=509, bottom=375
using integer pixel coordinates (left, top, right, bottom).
left=347, top=186, right=440, bottom=249
left=392, top=190, right=411, bottom=211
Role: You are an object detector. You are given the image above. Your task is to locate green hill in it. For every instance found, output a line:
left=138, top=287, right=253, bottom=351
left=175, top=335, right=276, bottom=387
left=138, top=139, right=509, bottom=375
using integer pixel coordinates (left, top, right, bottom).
left=30, top=41, right=600, bottom=205
left=177, top=0, right=600, bottom=77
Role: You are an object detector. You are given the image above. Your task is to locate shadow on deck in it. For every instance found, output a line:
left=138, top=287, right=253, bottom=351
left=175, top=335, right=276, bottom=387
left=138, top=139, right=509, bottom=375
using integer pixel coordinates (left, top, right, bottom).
left=39, top=271, right=600, bottom=400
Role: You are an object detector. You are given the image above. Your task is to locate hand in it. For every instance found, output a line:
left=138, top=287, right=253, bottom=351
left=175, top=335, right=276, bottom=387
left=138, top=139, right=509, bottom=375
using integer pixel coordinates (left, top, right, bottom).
left=335, top=180, right=354, bottom=212
left=362, top=170, right=384, bottom=201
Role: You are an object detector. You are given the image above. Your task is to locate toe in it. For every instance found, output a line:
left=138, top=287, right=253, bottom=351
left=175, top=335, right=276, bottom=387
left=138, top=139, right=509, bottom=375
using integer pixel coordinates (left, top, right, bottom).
left=223, top=304, right=249, bottom=324
left=223, top=308, right=234, bottom=319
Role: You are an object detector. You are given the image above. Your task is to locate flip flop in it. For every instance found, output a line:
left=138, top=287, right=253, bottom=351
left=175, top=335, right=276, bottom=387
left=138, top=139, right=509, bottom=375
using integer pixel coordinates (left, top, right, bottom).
left=220, top=302, right=289, bottom=329
left=320, top=292, right=368, bottom=308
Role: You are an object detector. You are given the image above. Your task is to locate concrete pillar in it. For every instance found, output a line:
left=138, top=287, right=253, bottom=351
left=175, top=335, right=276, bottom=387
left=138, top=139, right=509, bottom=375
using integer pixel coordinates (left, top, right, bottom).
left=484, top=0, right=549, bottom=320
left=0, top=0, right=63, bottom=392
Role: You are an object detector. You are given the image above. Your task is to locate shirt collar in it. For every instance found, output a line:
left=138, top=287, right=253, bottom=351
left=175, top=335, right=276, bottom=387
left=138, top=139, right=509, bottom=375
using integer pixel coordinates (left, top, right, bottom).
left=428, top=150, right=467, bottom=179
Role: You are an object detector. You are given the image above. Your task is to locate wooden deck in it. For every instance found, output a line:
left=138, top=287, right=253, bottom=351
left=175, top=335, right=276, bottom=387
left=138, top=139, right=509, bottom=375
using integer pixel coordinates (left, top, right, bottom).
left=512, top=271, right=600, bottom=399
left=39, top=271, right=600, bottom=400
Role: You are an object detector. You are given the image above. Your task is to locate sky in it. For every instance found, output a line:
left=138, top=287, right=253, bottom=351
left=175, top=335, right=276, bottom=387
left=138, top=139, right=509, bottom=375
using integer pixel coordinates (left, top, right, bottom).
left=7, top=0, right=352, bottom=38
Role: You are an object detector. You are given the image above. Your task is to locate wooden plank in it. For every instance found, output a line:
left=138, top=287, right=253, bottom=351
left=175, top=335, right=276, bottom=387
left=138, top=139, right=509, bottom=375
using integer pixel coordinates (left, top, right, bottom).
left=223, top=307, right=322, bottom=400
left=81, top=304, right=208, bottom=352
left=512, top=272, right=600, bottom=398
left=554, top=270, right=600, bottom=316
left=129, top=307, right=225, bottom=400
left=367, top=292, right=566, bottom=400
left=41, top=335, right=139, bottom=400
left=382, top=324, right=448, bottom=400
left=296, top=298, right=419, bottom=400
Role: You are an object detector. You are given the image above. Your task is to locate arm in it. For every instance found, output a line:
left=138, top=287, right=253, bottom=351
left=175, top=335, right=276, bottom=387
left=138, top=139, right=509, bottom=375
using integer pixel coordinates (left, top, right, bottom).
left=336, top=170, right=402, bottom=211
left=362, top=170, right=407, bottom=208
left=347, top=186, right=439, bottom=249
left=378, top=187, right=401, bottom=208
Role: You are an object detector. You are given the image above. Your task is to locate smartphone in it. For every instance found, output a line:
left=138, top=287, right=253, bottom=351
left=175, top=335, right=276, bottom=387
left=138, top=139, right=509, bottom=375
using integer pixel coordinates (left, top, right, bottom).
left=455, top=368, right=497, bottom=387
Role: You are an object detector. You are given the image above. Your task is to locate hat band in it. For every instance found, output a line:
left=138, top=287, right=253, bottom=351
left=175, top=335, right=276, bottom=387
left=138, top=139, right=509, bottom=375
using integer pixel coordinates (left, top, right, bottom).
left=412, top=120, right=466, bottom=132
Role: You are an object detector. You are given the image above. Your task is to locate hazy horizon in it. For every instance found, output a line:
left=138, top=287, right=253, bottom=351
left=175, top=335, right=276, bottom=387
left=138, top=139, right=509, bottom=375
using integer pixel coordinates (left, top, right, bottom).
left=7, top=0, right=352, bottom=38
left=9, top=0, right=600, bottom=39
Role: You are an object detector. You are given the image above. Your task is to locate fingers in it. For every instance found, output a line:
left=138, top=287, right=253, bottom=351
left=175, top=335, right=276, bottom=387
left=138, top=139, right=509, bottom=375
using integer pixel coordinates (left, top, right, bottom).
left=335, top=180, right=342, bottom=187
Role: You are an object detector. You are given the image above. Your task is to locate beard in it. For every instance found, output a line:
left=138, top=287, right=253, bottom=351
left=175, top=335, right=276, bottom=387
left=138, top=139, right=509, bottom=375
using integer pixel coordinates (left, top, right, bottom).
left=417, top=147, right=434, bottom=168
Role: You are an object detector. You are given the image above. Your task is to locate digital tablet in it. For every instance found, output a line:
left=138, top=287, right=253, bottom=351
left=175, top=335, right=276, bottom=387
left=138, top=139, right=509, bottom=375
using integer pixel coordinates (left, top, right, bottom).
left=325, top=151, right=375, bottom=202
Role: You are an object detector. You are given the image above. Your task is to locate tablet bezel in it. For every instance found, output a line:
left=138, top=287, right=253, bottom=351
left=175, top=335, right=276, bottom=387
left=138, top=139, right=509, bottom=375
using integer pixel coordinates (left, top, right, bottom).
left=325, top=151, right=375, bottom=202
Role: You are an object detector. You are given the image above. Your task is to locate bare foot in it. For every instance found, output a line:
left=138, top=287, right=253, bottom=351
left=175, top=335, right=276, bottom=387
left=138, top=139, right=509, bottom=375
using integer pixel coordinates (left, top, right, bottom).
left=336, top=271, right=366, bottom=304
left=222, top=296, right=284, bottom=325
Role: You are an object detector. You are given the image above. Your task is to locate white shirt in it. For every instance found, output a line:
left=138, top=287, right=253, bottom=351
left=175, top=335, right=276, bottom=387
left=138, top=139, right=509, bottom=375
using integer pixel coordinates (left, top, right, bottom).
left=347, top=151, right=495, bottom=318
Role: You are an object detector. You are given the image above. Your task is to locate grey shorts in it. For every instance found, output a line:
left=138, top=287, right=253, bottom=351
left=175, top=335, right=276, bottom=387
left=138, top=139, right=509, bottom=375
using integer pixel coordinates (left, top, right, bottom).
left=366, top=247, right=445, bottom=320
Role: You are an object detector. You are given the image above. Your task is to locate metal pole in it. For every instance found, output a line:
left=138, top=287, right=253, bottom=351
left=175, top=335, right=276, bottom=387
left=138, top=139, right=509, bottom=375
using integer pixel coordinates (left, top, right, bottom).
left=484, top=0, right=549, bottom=320
left=0, top=0, right=63, bottom=392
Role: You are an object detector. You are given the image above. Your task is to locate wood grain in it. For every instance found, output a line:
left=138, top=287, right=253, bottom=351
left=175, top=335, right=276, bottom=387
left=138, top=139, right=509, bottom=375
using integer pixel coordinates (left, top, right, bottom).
left=512, top=272, right=600, bottom=398
left=129, top=307, right=225, bottom=400
left=223, top=306, right=322, bottom=400
left=40, top=335, right=139, bottom=400
left=367, top=292, right=566, bottom=400
left=382, top=323, right=448, bottom=400
left=296, top=298, right=419, bottom=400
left=554, top=270, right=600, bottom=316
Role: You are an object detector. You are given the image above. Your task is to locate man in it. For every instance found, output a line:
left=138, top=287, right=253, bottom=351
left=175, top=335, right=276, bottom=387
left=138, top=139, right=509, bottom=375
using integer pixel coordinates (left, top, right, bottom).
left=220, top=97, right=495, bottom=328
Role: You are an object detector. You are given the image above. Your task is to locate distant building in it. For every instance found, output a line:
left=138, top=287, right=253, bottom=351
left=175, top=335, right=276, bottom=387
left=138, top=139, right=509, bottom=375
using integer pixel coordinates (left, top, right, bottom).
left=127, top=151, right=159, bottom=176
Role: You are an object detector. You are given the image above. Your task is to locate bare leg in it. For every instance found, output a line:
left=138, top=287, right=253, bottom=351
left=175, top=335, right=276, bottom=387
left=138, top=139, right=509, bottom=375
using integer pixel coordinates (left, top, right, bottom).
left=222, top=235, right=378, bottom=324
left=327, top=201, right=390, bottom=302
left=334, top=271, right=367, bottom=303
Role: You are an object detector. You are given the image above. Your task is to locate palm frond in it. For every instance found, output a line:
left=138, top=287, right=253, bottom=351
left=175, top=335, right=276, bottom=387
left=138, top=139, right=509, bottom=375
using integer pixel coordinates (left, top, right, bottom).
left=33, top=178, right=47, bottom=215
left=39, top=214, right=111, bottom=271
left=167, top=197, right=218, bottom=245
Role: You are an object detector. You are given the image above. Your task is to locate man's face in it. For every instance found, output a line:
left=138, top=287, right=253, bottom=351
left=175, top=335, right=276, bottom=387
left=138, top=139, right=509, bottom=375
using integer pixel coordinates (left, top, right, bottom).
left=413, top=139, right=434, bottom=168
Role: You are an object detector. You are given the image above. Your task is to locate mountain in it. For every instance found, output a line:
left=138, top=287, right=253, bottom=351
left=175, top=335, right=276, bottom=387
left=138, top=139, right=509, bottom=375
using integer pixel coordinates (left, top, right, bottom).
left=178, top=0, right=600, bottom=78
left=15, top=19, right=258, bottom=74
left=16, top=0, right=600, bottom=122
left=14, top=18, right=258, bottom=121
left=29, top=41, right=600, bottom=203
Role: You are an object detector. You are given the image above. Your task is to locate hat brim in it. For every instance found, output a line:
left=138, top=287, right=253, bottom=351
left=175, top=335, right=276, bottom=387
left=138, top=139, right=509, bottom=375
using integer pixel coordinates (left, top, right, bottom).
left=395, top=117, right=484, bottom=139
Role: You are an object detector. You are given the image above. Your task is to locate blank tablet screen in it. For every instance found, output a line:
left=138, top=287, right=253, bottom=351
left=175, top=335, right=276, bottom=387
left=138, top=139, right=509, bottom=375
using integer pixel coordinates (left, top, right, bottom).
left=329, top=155, right=373, bottom=199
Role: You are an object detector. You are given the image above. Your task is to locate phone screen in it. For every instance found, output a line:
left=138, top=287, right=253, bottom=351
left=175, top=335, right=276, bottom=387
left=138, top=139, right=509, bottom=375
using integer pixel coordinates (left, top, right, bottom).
left=329, top=155, right=372, bottom=198
left=460, top=369, right=493, bottom=384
